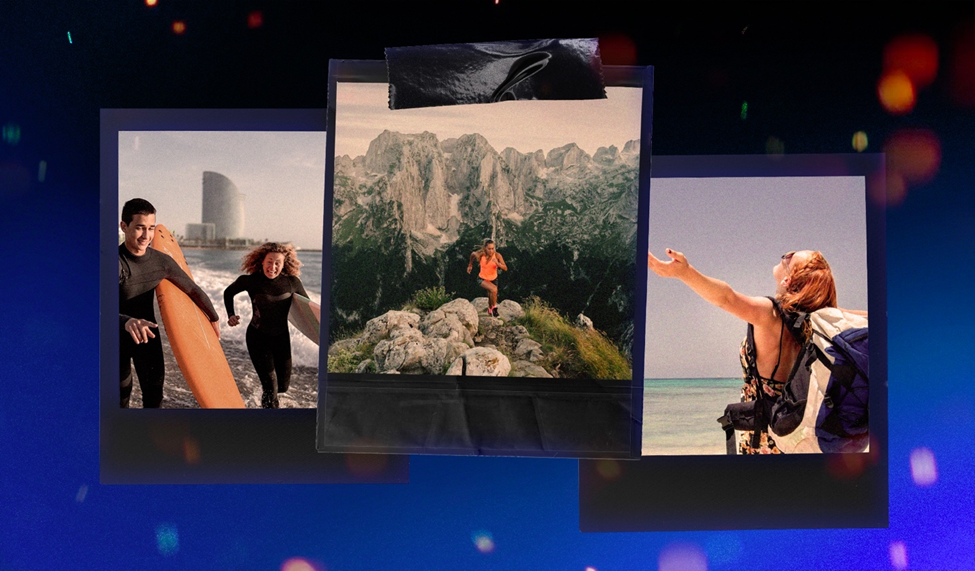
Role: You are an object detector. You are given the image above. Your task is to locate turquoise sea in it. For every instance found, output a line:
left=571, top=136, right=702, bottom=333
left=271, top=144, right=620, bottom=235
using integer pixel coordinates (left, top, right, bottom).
left=642, top=377, right=743, bottom=456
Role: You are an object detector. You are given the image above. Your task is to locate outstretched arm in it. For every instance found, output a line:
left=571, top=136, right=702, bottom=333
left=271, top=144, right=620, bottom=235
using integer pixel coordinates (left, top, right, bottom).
left=648, top=248, right=776, bottom=328
left=223, top=276, right=247, bottom=327
left=467, top=252, right=478, bottom=274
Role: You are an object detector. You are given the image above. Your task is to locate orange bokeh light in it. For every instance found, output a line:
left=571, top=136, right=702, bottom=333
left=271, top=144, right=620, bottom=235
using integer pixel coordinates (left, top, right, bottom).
left=949, top=20, right=975, bottom=107
left=172, top=20, right=186, bottom=35
left=599, top=34, right=638, bottom=66
left=877, top=70, right=916, bottom=114
left=883, top=34, right=939, bottom=89
left=145, top=0, right=157, bottom=5
left=595, top=459, right=621, bottom=480
left=884, top=128, right=941, bottom=184
left=345, top=452, right=388, bottom=478
left=248, top=11, right=263, bottom=29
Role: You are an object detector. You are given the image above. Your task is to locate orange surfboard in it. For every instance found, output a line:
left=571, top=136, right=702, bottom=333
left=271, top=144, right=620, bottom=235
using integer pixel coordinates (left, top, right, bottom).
left=151, top=224, right=245, bottom=408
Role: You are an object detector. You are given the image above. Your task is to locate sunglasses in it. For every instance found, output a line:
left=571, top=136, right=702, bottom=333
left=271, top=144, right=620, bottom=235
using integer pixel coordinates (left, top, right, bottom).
left=781, top=251, right=796, bottom=266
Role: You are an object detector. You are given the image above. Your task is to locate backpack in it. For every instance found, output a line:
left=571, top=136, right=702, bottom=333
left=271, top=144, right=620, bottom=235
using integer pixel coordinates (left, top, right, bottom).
left=718, top=304, right=869, bottom=454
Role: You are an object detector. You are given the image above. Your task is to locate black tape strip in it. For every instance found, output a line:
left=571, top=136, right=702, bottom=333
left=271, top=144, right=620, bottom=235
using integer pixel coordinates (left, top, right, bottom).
left=386, top=38, right=606, bottom=110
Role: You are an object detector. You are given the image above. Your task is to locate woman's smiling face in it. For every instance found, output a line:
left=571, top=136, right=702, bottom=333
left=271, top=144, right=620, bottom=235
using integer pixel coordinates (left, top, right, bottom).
left=263, top=252, right=286, bottom=279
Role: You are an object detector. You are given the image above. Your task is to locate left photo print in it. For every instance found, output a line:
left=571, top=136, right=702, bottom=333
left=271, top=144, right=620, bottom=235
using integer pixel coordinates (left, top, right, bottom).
left=117, top=130, right=325, bottom=409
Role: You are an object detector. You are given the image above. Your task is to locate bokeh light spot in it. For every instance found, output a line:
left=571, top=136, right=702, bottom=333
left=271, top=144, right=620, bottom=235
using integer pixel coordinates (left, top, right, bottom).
left=145, top=0, right=157, bottom=6
left=949, top=21, right=975, bottom=107
left=885, top=128, right=941, bottom=186
left=882, top=171, right=908, bottom=207
left=172, top=20, right=186, bottom=35
left=585, top=567, right=598, bottom=571
left=852, top=131, right=868, bottom=152
left=595, top=459, right=621, bottom=480
left=910, top=447, right=938, bottom=486
left=740, top=101, right=747, bottom=120
left=472, top=531, right=495, bottom=553
left=38, top=160, right=47, bottom=183
left=67, top=31, right=72, bottom=44
left=75, top=484, right=88, bottom=503
left=248, top=11, right=263, bottom=29
left=281, top=557, right=319, bottom=571
left=599, top=34, right=638, bottom=66
left=890, top=541, right=908, bottom=570
left=183, top=436, right=200, bottom=464
left=344, top=452, right=388, bottom=478
left=765, top=136, right=784, bottom=155
left=877, top=70, right=916, bottom=114
left=884, top=34, right=939, bottom=89
left=659, top=543, right=708, bottom=571
left=156, top=523, right=179, bottom=556
left=2, top=123, right=21, bottom=146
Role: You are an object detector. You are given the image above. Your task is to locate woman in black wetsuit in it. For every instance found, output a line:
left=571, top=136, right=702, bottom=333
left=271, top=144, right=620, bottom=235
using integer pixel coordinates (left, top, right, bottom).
left=224, top=242, right=308, bottom=408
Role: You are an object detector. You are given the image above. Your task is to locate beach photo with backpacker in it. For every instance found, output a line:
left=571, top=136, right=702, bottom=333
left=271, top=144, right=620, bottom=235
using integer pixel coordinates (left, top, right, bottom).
left=642, top=173, right=870, bottom=455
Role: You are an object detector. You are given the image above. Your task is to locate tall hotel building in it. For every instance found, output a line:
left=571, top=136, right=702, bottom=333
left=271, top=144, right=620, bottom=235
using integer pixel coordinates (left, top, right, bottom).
left=201, top=171, right=245, bottom=239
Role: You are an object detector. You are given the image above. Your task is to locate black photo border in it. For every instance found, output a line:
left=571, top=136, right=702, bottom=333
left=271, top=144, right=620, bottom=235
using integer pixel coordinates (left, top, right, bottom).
left=100, top=108, right=409, bottom=484
left=579, top=153, right=888, bottom=531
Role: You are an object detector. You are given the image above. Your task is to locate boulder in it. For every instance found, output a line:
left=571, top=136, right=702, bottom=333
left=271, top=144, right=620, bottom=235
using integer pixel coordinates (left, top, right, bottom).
left=514, top=338, right=544, bottom=362
left=497, top=299, right=524, bottom=321
left=373, top=327, right=425, bottom=372
left=575, top=313, right=594, bottom=331
left=511, top=360, right=553, bottom=378
left=446, top=347, right=511, bottom=377
left=436, top=298, right=479, bottom=334
left=328, top=338, right=362, bottom=356
left=361, top=310, right=420, bottom=344
left=421, top=303, right=475, bottom=347
left=472, top=297, right=490, bottom=314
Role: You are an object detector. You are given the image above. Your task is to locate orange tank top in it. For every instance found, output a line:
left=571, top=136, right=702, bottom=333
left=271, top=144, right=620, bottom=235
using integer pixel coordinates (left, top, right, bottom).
left=478, top=254, right=498, bottom=281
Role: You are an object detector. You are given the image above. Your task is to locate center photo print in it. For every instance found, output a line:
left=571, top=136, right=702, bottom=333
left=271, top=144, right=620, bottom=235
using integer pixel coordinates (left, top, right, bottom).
left=317, top=60, right=653, bottom=457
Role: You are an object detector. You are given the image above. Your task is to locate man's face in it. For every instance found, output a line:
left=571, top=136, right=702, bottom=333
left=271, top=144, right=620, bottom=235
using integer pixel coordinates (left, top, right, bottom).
left=120, top=213, right=156, bottom=256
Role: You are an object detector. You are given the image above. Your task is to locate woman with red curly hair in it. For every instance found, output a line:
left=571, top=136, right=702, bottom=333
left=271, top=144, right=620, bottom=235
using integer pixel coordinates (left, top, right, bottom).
left=224, top=242, right=308, bottom=408
left=648, top=248, right=855, bottom=454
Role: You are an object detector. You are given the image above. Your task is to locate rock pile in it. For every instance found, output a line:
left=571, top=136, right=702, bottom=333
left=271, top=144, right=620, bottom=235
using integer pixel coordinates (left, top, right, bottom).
left=329, top=297, right=562, bottom=377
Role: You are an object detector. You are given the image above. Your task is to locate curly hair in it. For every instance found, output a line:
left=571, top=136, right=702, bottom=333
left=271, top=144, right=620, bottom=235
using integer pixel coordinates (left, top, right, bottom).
left=777, top=250, right=837, bottom=316
left=240, top=242, right=302, bottom=276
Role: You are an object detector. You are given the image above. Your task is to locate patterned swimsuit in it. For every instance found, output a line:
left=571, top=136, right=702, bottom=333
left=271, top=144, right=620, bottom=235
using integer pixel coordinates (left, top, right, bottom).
left=737, top=320, right=787, bottom=454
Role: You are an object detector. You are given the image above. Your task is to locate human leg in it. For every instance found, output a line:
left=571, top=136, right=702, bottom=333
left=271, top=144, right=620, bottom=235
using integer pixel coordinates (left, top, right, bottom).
left=131, top=335, right=165, bottom=408
left=270, top=334, right=293, bottom=394
left=479, top=279, right=498, bottom=310
left=246, top=326, right=279, bottom=408
left=120, top=335, right=134, bottom=408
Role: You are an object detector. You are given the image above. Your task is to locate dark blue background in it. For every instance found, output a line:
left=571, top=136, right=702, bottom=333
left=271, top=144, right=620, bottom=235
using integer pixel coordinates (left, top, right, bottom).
left=2, top=3, right=973, bottom=569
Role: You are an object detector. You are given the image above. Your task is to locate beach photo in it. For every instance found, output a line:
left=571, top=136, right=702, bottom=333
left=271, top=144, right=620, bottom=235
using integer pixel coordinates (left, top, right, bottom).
left=117, top=130, right=325, bottom=409
left=643, top=174, right=869, bottom=455
left=326, top=80, right=644, bottom=381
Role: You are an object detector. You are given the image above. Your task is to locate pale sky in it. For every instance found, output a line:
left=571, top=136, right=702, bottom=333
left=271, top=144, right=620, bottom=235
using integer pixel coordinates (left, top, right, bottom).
left=118, top=131, right=326, bottom=250
left=644, top=175, right=869, bottom=379
left=334, top=83, right=643, bottom=158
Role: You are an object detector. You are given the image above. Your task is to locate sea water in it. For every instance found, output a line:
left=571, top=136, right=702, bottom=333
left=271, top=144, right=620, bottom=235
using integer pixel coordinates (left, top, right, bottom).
left=128, top=249, right=323, bottom=409
left=642, top=378, right=743, bottom=456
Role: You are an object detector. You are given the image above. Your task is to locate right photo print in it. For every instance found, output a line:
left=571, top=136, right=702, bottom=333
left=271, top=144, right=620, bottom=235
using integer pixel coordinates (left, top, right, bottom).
left=643, top=173, right=869, bottom=455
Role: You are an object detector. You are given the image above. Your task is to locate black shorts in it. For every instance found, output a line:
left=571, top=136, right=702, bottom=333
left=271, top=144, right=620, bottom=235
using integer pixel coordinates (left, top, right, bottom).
left=476, top=277, right=498, bottom=287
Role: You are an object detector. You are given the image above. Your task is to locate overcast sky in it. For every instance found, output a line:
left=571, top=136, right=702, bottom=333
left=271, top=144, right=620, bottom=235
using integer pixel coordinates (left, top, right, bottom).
left=118, top=131, right=326, bottom=249
left=334, top=83, right=643, bottom=158
left=644, top=175, right=869, bottom=379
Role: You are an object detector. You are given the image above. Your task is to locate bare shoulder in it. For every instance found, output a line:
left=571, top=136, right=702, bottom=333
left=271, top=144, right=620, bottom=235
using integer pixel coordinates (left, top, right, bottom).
left=723, top=293, right=777, bottom=329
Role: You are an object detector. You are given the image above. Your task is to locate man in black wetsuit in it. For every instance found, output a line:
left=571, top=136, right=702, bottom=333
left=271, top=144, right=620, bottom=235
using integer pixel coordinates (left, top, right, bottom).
left=119, top=198, right=221, bottom=408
